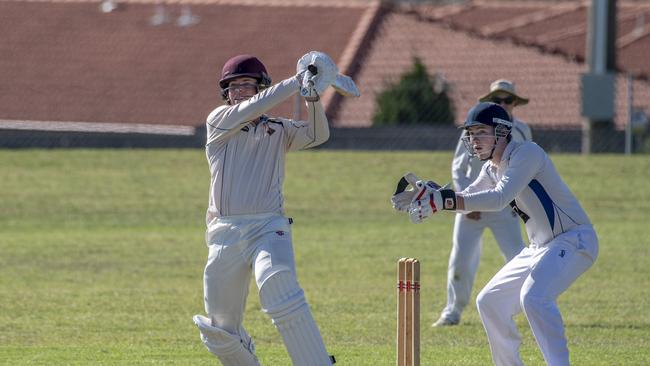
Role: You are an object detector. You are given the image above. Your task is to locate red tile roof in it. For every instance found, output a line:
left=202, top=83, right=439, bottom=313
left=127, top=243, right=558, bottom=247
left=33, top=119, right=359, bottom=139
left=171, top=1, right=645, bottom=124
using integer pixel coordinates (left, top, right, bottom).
left=1, top=0, right=649, bottom=131
left=333, top=1, right=650, bottom=129
left=0, top=0, right=367, bottom=126
left=422, top=1, right=650, bottom=79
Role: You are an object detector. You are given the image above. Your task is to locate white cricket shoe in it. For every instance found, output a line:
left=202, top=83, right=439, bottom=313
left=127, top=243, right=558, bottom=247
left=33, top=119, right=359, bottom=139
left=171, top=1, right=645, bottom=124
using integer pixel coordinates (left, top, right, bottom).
left=432, top=316, right=459, bottom=327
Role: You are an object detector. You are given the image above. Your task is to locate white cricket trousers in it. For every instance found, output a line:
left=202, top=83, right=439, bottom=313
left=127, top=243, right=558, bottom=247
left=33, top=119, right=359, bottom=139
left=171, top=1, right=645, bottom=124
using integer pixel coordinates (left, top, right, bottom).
left=203, top=213, right=297, bottom=332
left=440, top=210, right=525, bottom=322
left=203, top=212, right=330, bottom=365
left=476, top=225, right=598, bottom=366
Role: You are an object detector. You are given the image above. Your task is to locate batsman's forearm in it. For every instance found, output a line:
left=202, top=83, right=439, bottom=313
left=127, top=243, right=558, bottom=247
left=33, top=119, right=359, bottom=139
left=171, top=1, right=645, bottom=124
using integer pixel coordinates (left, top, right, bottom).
left=302, top=100, right=330, bottom=148
left=209, top=77, right=299, bottom=131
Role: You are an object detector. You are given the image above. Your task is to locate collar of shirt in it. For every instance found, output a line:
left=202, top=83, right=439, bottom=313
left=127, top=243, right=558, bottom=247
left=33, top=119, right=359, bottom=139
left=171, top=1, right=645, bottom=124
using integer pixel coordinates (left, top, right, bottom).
left=499, top=140, right=518, bottom=167
left=485, top=140, right=518, bottom=178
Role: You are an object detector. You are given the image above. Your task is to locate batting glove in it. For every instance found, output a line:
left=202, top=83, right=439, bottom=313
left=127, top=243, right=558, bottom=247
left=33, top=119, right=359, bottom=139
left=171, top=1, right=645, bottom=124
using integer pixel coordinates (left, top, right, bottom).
left=296, top=51, right=338, bottom=97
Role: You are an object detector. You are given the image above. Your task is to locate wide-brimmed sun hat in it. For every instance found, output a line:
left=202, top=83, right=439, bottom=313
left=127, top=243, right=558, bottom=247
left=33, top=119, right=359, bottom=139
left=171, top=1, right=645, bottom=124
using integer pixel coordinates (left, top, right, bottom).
left=478, top=79, right=529, bottom=106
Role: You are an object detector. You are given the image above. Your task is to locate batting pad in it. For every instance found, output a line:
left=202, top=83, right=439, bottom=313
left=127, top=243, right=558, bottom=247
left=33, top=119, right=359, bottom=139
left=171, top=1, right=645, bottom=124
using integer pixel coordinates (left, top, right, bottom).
left=259, top=271, right=333, bottom=365
left=193, top=315, right=260, bottom=366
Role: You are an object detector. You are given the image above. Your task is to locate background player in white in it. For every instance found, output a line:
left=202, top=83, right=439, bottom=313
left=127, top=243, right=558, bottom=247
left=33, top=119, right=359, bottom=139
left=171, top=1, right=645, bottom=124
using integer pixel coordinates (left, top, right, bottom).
left=397, top=102, right=598, bottom=365
left=433, top=79, right=532, bottom=327
left=192, top=52, right=339, bottom=366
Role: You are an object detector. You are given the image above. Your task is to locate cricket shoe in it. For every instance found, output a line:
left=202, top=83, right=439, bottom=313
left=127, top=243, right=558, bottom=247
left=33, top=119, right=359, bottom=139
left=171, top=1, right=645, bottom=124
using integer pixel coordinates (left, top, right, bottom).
left=432, top=316, right=459, bottom=327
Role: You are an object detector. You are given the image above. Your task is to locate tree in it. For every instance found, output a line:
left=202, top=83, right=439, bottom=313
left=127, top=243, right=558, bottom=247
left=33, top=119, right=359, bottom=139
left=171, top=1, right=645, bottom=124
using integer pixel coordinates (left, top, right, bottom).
left=372, top=57, right=454, bottom=126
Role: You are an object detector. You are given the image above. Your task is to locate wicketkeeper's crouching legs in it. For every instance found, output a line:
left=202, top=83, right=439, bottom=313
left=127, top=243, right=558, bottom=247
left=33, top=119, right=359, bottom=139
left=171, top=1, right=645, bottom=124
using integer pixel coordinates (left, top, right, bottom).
left=259, top=269, right=333, bottom=366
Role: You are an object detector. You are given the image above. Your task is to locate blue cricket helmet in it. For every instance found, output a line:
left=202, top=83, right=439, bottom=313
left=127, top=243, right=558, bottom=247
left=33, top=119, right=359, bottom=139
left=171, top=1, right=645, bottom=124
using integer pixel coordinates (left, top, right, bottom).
left=461, top=102, right=514, bottom=160
left=462, top=102, right=513, bottom=130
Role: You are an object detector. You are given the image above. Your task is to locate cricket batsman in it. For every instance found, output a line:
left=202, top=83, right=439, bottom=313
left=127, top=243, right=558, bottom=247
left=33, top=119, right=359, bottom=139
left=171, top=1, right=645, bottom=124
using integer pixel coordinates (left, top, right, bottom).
left=192, top=51, right=357, bottom=365
left=392, top=102, right=599, bottom=366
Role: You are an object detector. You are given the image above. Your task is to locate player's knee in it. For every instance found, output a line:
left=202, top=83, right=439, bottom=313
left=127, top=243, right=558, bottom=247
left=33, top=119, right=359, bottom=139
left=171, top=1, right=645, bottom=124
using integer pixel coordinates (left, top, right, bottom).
left=476, top=290, right=486, bottom=313
left=258, top=270, right=307, bottom=322
left=476, top=286, right=496, bottom=315
left=520, top=289, right=551, bottom=314
left=192, top=315, right=259, bottom=365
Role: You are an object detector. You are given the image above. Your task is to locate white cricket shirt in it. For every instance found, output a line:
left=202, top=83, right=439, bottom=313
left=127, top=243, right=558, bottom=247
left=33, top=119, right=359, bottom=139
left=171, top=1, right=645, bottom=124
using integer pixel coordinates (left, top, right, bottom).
left=452, top=118, right=532, bottom=191
left=204, top=77, right=329, bottom=223
left=461, top=141, right=591, bottom=246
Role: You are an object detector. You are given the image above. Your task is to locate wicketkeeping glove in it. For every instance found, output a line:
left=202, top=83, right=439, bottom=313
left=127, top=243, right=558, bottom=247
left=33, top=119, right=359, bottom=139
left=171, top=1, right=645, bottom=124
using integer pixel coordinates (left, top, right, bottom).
left=408, top=181, right=456, bottom=224
left=391, top=172, right=420, bottom=212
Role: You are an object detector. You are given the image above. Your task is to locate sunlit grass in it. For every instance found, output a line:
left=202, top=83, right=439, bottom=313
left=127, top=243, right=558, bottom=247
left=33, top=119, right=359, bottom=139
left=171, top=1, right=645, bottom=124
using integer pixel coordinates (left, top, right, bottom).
left=1, top=149, right=648, bottom=365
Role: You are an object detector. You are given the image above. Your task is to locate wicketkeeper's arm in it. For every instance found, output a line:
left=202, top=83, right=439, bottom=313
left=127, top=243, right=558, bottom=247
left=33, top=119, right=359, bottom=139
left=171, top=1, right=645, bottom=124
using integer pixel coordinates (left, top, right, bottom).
left=460, top=142, right=543, bottom=211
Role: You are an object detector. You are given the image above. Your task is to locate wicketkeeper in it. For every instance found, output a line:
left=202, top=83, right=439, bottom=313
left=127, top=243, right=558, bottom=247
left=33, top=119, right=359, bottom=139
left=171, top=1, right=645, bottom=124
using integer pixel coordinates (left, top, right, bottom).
left=193, top=51, right=357, bottom=366
left=433, top=79, right=532, bottom=327
left=392, top=102, right=598, bottom=366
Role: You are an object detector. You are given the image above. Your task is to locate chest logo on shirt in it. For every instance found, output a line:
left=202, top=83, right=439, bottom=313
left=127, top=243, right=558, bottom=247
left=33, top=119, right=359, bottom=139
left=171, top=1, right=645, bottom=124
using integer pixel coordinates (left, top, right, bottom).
left=267, top=127, right=276, bottom=136
left=559, top=249, right=566, bottom=258
left=275, top=230, right=285, bottom=236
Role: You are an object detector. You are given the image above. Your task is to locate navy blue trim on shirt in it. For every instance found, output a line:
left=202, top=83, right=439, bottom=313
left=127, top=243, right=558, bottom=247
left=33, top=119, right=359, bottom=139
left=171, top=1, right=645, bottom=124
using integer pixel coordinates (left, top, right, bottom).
left=528, top=179, right=555, bottom=231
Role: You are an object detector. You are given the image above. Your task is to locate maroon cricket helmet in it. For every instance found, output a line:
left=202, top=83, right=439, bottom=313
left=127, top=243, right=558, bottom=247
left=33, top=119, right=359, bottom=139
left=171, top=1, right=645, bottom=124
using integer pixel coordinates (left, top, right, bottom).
left=219, top=55, right=272, bottom=94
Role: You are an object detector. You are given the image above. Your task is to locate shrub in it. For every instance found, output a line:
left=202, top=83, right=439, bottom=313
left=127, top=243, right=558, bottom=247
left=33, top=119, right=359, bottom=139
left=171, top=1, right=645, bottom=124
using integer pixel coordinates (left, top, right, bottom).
left=372, top=57, right=454, bottom=126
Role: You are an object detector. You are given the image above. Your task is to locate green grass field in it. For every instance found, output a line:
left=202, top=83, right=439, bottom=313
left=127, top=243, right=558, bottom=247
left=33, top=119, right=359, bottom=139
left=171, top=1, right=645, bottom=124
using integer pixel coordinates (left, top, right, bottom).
left=1, top=149, right=649, bottom=365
